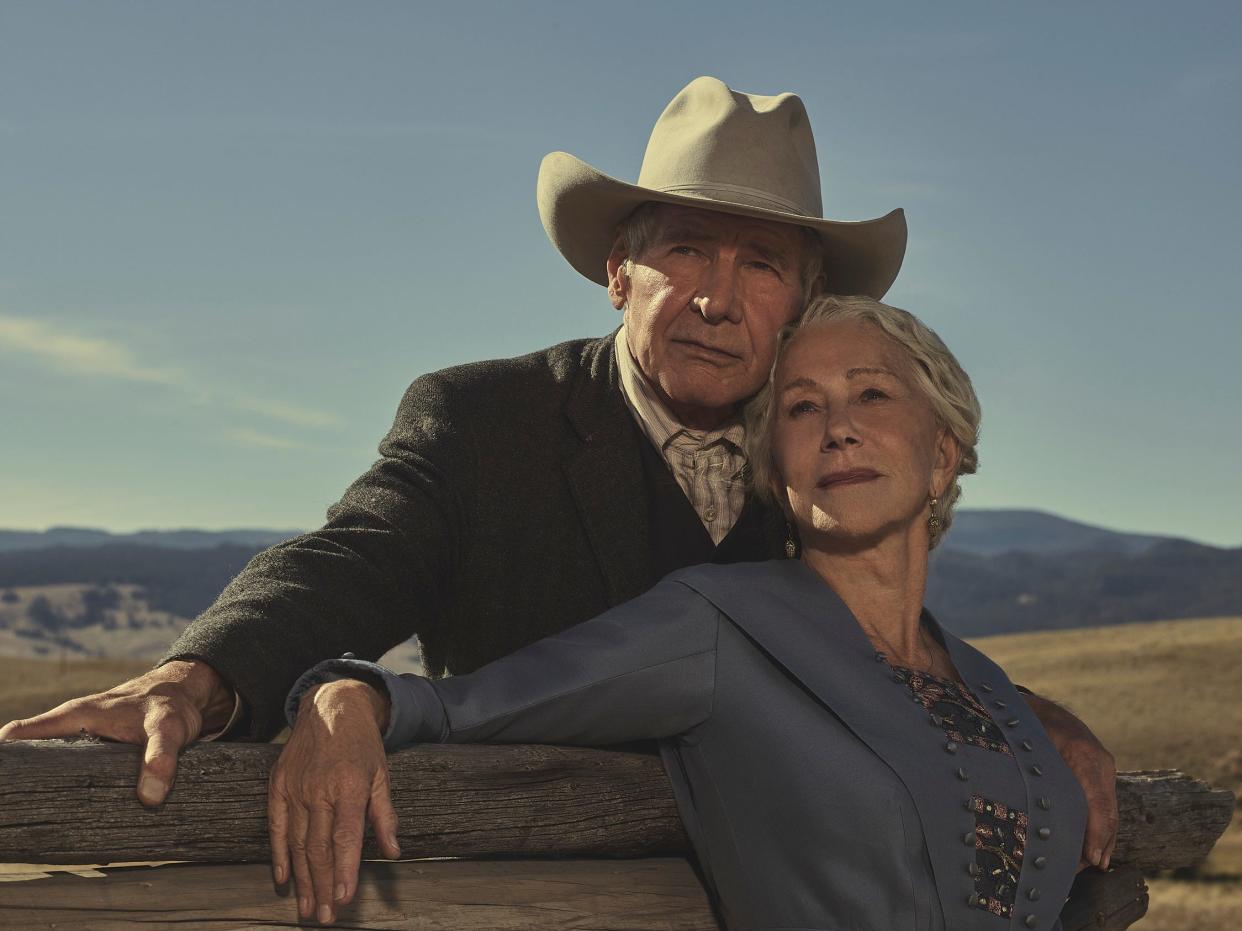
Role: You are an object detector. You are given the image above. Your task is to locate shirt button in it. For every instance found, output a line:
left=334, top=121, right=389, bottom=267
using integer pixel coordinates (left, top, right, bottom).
left=703, top=505, right=717, bottom=521
left=1025, top=915, right=1038, bottom=928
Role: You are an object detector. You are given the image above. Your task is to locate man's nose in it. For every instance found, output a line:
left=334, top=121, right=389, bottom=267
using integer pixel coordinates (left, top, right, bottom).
left=691, top=258, right=741, bottom=323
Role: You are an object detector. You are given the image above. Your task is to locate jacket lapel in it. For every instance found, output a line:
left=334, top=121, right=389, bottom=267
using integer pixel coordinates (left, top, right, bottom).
left=561, top=331, right=654, bottom=607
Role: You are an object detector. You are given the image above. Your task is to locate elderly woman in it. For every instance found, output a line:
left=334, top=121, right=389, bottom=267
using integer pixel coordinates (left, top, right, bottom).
left=273, top=295, right=1087, bottom=930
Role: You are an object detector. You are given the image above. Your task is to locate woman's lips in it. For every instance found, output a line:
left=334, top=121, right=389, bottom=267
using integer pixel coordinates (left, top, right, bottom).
left=817, top=469, right=881, bottom=488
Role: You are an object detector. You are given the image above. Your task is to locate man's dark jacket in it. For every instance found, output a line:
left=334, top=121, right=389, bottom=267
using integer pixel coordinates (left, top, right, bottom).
left=160, top=332, right=786, bottom=739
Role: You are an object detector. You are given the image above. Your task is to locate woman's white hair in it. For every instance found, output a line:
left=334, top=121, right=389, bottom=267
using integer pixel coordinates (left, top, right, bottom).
left=744, top=294, right=981, bottom=549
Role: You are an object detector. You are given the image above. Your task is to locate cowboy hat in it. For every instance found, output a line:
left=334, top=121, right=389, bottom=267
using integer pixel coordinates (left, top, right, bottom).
left=537, top=76, right=907, bottom=299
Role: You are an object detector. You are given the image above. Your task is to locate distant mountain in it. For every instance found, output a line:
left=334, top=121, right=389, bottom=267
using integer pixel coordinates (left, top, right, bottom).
left=927, top=539, right=1242, bottom=637
left=0, top=510, right=1195, bottom=557
left=0, top=512, right=1236, bottom=660
left=940, top=510, right=1179, bottom=557
left=0, top=527, right=301, bottom=553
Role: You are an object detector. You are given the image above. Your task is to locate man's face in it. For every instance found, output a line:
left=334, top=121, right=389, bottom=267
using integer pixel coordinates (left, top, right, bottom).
left=608, top=205, right=808, bottom=429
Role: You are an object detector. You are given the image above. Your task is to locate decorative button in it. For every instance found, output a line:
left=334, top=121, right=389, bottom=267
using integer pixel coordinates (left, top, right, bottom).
left=1022, top=740, right=1034, bottom=751
left=993, top=700, right=1007, bottom=709
left=1027, top=888, right=1041, bottom=901
left=969, top=862, right=982, bottom=877
left=341, top=652, right=356, bottom=659
left=963, top=831, right=977, bottom=846
left=1025, top=915, right=1038, bottom=928
left=980, top=683, right=994, bottom=692
left=945, top=741, right=958, bottom=754
left=1038, top=797, right=1050, bottom=811
left=703, top=505, right=717, bottom=521
left=1031, top=764, right=1044, bottom=777
left=1034, top=856, right=1047, bottom=869
left=1038, top=827, right=1051, bottom=840
left=968, top=892, right=980, bottom=907
left=957, top=767, right=969, bottom=781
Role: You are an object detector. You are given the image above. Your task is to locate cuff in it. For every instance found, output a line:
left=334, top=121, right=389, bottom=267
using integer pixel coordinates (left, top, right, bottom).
left=284, top=654, right=446, bottom=752
left=198, top=689, right=244, bottom=742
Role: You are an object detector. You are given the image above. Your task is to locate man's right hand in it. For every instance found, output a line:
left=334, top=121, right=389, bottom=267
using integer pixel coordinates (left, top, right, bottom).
left=0, top=658, right=236, bottom=807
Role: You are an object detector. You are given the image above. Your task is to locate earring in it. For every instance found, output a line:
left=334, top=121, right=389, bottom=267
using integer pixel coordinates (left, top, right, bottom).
left=928, top=496, right=941, bottom=536
left=784, top=522, right=797, bottom=559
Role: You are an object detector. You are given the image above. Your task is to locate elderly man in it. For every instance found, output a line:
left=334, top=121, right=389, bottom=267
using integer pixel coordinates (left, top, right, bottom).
left=0, top=77, right=1116, bottom=911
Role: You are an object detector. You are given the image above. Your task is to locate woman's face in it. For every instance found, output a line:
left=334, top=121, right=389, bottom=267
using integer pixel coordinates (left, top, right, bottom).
left=770, top=318, right=960, bottom=550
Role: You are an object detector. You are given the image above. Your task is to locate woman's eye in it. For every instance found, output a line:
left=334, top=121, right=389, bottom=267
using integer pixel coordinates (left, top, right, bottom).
left=788, top=399, right=817, bottom=415
left=859, top=387, right=888, bottom=402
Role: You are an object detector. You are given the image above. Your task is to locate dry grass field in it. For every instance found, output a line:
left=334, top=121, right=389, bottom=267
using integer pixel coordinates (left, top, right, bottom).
left=1, top=616, right=1237, bottom=929
left=971, top=616, right=1242, bottom=930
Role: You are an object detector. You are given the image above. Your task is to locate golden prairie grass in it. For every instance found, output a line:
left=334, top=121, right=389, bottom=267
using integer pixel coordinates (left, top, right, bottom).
left=970, top=616, right=1242, bottom=931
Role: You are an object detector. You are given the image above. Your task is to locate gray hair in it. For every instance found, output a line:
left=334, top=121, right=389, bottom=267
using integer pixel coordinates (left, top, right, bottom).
left=616, top=202, right=825, bottom=300
left=744, top=294, right=981, bottom=549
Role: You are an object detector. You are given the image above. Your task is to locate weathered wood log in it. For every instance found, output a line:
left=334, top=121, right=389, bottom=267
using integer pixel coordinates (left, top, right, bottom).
left=0, top=858, right=720, bottom=930
left=0, top=739, right=687, bottom=863
left=1114, top=769, right=1236, bottom=870
left=0, top=740, right=1230, bottom=869
left=0, top=859, right=1155, bottom=931
left=0, top=741, right=1231, bottom=931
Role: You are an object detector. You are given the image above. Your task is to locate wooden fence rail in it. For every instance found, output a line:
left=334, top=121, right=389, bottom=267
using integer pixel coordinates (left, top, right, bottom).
left=0, top=738, right=1234, bottom=930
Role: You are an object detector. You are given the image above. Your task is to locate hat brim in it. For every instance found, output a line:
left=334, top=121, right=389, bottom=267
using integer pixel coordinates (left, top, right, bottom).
left=537, top=151, right=907, bottom=299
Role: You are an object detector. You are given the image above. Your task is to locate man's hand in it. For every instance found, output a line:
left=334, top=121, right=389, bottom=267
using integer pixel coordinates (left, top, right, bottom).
left=0, top=659, right=235, bottom=807
left=1022, top=692, right=1119, bottom=871
left=269, top=678, right=400, bottom=925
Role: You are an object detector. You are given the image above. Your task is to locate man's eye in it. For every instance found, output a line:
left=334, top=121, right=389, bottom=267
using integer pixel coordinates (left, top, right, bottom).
left=671, top=245, right=698, bottom=256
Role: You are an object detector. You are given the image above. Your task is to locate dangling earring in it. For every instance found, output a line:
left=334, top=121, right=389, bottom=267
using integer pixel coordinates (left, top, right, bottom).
left=784, top=522, right=797, bottom=559
left=928, top=496, right=941, bottom=536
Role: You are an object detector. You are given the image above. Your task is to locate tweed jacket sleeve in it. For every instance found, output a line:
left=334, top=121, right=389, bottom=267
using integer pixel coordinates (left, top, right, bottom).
left=284, top=577, right=720, bottom=750
left=158, top=368, right=480, bottom=740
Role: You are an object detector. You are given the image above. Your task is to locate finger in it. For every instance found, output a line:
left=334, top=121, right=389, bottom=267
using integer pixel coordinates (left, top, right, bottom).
left=267, top=777, right=291, bottom=887
left=331, top=793, right=368, bottom=906
left=1080, top=784, right=1114, bottom=868
left=1100, top=818, right=1120, bottom=871
left=307, top=805, right=337, bottom=923
left=289, top=803, right=314, bottom=921
left=367, top=770, right=402, bottom=862
left=138, top=716, right=188, bottom=808
left=0, top=701, right=92, bottom=741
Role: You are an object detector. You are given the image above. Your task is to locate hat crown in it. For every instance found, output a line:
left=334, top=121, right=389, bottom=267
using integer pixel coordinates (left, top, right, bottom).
left=636, top=76, right=823, bottom=219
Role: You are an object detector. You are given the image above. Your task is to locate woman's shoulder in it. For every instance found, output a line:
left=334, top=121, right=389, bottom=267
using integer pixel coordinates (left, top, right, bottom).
left=665, top=559, right=811, bottom=604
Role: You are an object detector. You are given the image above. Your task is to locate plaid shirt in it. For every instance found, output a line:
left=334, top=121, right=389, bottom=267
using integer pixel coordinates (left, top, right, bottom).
left=615, top=327, right=749, bottom=545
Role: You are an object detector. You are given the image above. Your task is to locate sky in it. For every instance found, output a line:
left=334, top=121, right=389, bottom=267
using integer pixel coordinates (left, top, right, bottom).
left=1, top=2, right=1239, bottom=545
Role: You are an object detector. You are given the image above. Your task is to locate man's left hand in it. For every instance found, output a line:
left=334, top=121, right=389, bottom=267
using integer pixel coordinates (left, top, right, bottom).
left=1021, top=692, right=1118, bottom=871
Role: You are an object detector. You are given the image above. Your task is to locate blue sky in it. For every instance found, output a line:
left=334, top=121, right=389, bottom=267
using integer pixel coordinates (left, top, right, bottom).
left=1, top=2, right=1239, bottom=545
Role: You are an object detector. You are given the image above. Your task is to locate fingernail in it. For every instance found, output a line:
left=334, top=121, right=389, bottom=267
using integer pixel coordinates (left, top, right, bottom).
left=273, top=864, right=285, bottom=884
left=137, top=775, right=166, bottom=805
left=299, top=895, right=310, bottom=917
left=318, top=903, right=333, bottom=923
left=387, top=833, right=401, bottom=856
left=1090, top=847, right=1102, bottom=866
left=334, top=883, right=346, bottom=902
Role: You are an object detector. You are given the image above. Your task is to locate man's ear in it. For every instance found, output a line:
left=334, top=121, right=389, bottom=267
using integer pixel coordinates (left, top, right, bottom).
left=605, top=237, right=630, bottom=311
